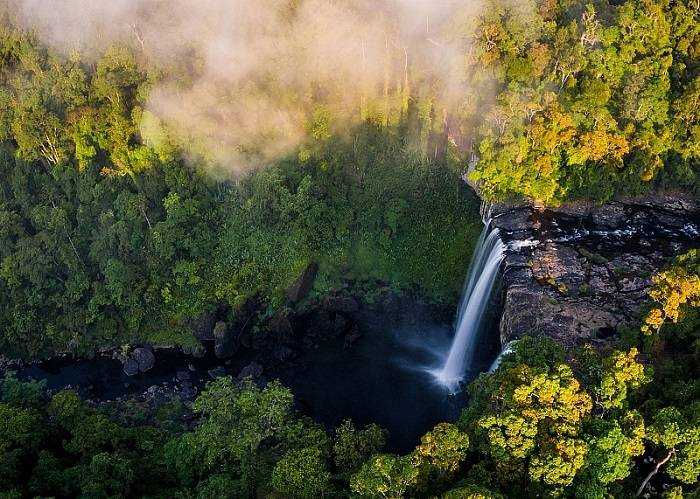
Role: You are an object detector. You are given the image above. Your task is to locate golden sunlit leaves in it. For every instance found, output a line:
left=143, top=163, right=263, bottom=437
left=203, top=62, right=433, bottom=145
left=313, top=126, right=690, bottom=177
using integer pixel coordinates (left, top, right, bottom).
left=478, top=364, right=593, bottom=487
left=642, top=250, right=700, bottom=335
left=597, top=348, right=650, bottom=409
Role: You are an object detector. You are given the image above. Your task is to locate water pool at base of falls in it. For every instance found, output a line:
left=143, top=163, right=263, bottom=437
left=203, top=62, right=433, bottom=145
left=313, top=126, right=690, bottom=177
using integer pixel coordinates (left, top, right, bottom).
left=12, top=308, right=501, bottom=453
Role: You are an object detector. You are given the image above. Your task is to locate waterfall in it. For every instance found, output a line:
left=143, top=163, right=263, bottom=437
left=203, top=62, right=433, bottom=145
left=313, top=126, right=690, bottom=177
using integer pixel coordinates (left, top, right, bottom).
left=488, top=340, right=518, bottom=373
left=435, top=222, right=505, bottom=392
left=453, top=220, right=490, bottom=329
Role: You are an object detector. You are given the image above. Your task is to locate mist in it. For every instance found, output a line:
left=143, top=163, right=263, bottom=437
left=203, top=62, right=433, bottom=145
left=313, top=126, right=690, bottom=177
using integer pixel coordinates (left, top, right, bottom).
left=8, top=0, right=482, bottom=173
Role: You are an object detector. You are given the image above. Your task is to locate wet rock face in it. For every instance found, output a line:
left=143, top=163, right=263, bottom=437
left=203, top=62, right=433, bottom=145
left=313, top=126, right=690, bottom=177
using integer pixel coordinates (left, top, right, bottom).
left=530, top=244, right=586, bottom=292
left=492, top=192, right=699, bottom=348
left=499, top=283, right=628, bottom=347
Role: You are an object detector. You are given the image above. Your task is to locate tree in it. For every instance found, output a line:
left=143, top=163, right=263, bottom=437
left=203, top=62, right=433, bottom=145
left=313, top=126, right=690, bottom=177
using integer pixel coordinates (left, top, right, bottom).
left=333, top=419, right=386, bottom=475
left=164, top=376, right=328, bottom=496
left=578, top=413, right=646, bottom=494
left=77, top=452, right=135, bottom=498
left=476, top=364, right=592, bottom=488
left=637, top=407, right=700, bottom=495
left=642, top=250, right=700, bottom=335
left=0, top=372, right=45, bottom=409
left=350, top=454, right=419, bottom=498
left=0, top=403, right=44, bottom=489
left=596, top=348, right=650, bottom=410
left=413, top=422, right=470, bottom=474
left=270, top=447, right=331, bottom=498
left=48, top=390, right=123, bottom=457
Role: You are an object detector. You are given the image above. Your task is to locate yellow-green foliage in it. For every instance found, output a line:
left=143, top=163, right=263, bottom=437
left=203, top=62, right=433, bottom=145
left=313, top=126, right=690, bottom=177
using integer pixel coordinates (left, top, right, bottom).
left=477, top=364, right=593, bottom=487
left=597, top=348, right=651, bottom=409
left=642, top=250, right=700, bottom=335
left=413, top=422, right=470, bottom=474
left=647, top=408, right=700, bottom=485
left=466, top=0, right=699, bottom=204
left=466, top=341, right=665, bottom=495
left=350, top=454, right=420, bottom=498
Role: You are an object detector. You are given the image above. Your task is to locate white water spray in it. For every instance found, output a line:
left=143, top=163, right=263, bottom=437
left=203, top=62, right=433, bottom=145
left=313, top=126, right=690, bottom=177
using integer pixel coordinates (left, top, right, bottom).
left=434, top=222, right=505, bottom=392
left=488, top=340, right=518, bottom=373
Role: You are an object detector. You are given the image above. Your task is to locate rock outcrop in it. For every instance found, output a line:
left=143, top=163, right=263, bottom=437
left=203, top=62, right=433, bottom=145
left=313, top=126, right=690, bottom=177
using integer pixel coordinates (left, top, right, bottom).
left=122, top=346, right=156, bottom=376
left=286, top=261, right=319, bottom=302
left=491, top=191, right=699, bottom=348
left=213, top=320, right=238, bottom=358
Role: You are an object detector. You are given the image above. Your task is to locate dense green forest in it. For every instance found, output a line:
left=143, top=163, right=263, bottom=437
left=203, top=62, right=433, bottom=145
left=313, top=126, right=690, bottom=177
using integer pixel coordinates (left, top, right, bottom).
left=0, top=0, right=699, bottom=497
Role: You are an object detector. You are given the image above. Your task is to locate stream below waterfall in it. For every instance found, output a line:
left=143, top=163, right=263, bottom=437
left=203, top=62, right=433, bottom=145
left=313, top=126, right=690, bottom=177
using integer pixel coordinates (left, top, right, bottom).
left=8, top=305, right=497, bottom=453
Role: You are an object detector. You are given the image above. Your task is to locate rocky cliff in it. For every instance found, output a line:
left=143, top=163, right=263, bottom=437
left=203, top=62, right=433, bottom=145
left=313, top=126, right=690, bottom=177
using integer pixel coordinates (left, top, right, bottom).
left=487, top=192, right=699, bottom=349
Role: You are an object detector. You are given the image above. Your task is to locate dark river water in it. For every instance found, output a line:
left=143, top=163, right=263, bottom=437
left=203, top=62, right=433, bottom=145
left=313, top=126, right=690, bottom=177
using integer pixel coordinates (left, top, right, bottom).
left=12, top=308, right=499, bottom=453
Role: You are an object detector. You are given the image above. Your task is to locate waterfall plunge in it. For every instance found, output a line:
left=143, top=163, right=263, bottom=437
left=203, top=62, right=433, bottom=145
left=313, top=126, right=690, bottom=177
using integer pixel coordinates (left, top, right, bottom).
left=434, top=222, right=505, bottom=392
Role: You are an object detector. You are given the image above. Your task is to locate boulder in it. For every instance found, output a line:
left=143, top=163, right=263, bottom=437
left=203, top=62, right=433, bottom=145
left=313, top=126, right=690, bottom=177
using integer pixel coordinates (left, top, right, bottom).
left=188, top=311, right=216, bottom=342
left=286, top=262, right=319, bottom=302
left=132, top=347, right=155, bottom=373
left=213, top=321, right=238, bottom=358
left=238, top=362, right=263, bottom=381
left=122, top=347, right=155, bottom=376
left=122, top=358, right=139, bottom=376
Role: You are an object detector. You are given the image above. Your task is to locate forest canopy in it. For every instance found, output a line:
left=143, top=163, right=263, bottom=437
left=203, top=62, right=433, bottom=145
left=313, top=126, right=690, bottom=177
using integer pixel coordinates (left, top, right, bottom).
left=467, top=0, right=700, bottom=202
left=0, top=0, right=697, bottom=357
left=0, top=0, right=698, bottom=497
